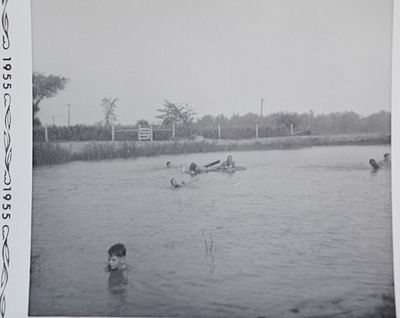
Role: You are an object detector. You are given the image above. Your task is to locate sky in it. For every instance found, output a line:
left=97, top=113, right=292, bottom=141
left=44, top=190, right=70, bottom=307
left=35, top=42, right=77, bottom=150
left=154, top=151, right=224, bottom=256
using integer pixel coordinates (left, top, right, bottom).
left=31, top=0, right=393, bottom=126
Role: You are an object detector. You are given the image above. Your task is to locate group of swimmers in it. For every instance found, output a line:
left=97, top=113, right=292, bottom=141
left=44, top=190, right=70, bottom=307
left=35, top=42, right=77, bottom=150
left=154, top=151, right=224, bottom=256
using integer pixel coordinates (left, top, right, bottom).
left=369, top=153, right=391, bottom=171
left=169, top=155, right=236, bottom=188
left=188, top=155, right=236, bottom=175
left=168, top=152, right=390, bottom=187
left=106, top=154, right=391, bottom=283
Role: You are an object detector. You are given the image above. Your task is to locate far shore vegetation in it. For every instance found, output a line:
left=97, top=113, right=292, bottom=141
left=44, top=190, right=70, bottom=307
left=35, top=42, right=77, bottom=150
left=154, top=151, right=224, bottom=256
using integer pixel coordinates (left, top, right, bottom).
left=32, top=72, right=391, bottom=166
left=33, top=133, right=390, bottom=166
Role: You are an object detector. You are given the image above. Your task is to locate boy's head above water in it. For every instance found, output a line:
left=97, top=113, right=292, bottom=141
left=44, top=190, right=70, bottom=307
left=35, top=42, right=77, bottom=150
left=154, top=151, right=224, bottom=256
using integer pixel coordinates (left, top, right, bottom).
left=108, top=243, right=126, bottom=270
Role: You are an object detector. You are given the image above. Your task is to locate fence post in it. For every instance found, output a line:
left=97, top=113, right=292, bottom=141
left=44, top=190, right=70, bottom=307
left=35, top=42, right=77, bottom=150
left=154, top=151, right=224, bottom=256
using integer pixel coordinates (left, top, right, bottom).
left=44, top=126, right=49, bottom=143
left=290, top=123, right=294, bottom=135
left=256, top=124, right=259, bottom=138
left=172, top=122, right=175, bottom=139
left=111, top=124, right=115, bottom=141
left=150, top=125, right=153, bottom=141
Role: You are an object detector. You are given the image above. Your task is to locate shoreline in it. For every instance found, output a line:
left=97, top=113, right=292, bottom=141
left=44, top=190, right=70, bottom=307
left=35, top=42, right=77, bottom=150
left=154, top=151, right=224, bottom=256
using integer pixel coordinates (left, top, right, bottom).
left=33, top=133, right=390, bottom=166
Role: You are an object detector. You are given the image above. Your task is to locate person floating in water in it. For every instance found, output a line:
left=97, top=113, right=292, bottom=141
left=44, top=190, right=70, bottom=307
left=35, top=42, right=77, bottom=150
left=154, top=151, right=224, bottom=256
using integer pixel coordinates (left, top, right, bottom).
left=189, top=162, right=208, bottom=176
left=369, top=159, right=380, bottom=171
left=185, top=160, right=221, bottom=175
left=379, top=153, right=391, bottom=168
left=170, top=177, right=185, bottom=188
left=369, top=153, right=391, bottom=171
left=219, top=155, right=236, bottom=169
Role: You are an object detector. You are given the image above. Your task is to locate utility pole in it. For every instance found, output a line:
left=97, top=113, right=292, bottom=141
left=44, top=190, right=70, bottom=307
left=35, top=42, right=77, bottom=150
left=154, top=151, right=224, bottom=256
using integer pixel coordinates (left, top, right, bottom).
left=67, top=104, right=71, bottom=127
left=260, top=98, right=264, bottom=117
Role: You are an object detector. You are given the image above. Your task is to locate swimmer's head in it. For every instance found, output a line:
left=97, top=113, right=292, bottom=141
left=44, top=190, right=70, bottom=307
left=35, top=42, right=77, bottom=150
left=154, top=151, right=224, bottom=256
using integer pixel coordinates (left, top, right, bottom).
left=170, top=177, right=184, bottom=188
left=189, top=162, right=197, bottom=172
left=227, top=155, right=233, bottom=163
left=384, top=153, right=390, bottom=160
left=166, top=161, right=171, bottom=167
left=369, top=159, right=380, bottom=170
left=108, top=243, right=126, bottom=270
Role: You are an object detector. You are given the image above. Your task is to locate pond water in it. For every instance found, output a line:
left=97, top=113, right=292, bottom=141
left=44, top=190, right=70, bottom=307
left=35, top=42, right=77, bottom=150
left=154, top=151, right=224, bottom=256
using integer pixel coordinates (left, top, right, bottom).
left=29, top=145, right=393, bottom=317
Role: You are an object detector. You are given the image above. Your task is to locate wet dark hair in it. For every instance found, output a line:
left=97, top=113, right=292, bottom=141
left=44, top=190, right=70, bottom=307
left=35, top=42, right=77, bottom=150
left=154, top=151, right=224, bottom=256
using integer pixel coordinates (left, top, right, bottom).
left=369, top=159, right=380, bottom=170
left=170, top=177, right=176, bottom=185
left=384, top=153, right=390, bottom=159
left=189, top=162, right=197, bottom=171
left=166, top=161, right=171, bottom=166
left=108, top=243, right=126, bottom=257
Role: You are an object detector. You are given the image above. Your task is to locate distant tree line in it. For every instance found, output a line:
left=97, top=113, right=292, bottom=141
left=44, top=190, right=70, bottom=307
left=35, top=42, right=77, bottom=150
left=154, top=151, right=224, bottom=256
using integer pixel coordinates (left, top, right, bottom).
left=194, top=110, right=391, bottom=135
left=153, top=101, right=391, bottom=137
left=33, top=109, right=390, bottom=142
left=32, top=73, right=390, bottom=141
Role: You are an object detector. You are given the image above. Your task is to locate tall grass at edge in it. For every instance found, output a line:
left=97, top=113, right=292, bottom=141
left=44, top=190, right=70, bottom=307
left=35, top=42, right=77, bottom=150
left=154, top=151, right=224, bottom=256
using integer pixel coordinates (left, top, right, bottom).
left=33, top=143, right=73, bottom=166
left=33, top=134, right=390, bottom=167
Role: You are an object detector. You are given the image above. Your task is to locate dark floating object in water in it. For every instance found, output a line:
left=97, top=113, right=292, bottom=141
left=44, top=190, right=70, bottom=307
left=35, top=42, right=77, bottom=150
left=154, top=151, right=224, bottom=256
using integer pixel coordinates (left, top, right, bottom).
left=204, top=160, right=220, bottom=168
left=184, top=165, right=247, bottom=174
left=185, top=160, right=222, bottom=175
left=209, top=166, right=247, bottom=173
left=369, top=158, right=380, bottom=170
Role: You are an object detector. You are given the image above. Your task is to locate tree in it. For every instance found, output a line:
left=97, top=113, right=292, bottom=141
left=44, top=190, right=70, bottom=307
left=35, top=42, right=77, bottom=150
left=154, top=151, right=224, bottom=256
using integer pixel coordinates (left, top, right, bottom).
left=156, top=100, right=196, bottom=137
left=229, top=113, right=241, bottom=126
left=180, top=105, right=197, bottom=137
left=32, top=72, right=68, bottom=126
left=156, top=100, right=183, bottom=126
left=240, top=113, right=259, bottom=126
left=215, top=114, right=229, bottom=125
left=196, top=115, right=215, bottom=128
left=334, top=111, right=361, bottom=134
left=100, top=97, right=118, bottom=126
left=275, top=111, right=300, bottom=131
left=135, top=119, right=150, bottom=127
left=361, top=111, right=390, bottom=133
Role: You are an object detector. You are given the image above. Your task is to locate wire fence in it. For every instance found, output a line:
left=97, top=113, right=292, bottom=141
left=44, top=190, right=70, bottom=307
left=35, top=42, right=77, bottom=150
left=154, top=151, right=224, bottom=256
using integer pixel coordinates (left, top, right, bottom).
left=33, top=123, right=310, bottom=143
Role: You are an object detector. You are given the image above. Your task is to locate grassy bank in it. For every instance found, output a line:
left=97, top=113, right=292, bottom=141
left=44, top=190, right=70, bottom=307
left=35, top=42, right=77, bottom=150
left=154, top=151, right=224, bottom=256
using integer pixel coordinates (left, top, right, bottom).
left=33, top=133, right=390, bottom=166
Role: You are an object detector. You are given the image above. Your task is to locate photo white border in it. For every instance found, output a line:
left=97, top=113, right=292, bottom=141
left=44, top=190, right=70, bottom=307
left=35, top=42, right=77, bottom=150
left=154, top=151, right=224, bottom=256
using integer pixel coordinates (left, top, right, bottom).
left=0, top=0, right=398, bottom=317
left=392, top=0, right=400, bottom=315
left=0, top=0, right=33, bottom=317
